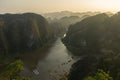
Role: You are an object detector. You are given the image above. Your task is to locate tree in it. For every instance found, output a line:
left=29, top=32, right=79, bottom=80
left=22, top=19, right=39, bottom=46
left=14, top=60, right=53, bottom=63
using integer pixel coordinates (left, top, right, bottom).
left=0, top=60, right=30, bottom=80
left=84, top=69, right=113, bottom=80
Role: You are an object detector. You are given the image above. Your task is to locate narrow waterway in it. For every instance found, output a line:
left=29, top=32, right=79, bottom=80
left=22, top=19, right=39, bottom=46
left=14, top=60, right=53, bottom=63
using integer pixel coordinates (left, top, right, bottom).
left=21, top=38, right=76, bottom=80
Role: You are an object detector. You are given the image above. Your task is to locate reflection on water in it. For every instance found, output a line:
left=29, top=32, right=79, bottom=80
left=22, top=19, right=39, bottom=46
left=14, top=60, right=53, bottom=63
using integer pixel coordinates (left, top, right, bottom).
left=21, top=38, right=76, bottom=80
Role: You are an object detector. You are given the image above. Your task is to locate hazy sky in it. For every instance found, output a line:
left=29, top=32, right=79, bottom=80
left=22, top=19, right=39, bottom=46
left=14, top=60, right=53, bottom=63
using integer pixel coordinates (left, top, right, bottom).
left=0, top=0, right=120, bottom=13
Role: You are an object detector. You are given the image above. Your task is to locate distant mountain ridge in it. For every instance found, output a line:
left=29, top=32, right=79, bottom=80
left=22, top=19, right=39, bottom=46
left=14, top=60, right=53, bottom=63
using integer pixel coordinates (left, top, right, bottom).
left=42, top=11, right=113, bottom=20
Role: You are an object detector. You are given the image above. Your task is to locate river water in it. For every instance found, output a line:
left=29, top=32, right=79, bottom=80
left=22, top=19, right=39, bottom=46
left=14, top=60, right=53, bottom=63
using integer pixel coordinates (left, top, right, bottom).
left=21, top=38, right=76, bottom=80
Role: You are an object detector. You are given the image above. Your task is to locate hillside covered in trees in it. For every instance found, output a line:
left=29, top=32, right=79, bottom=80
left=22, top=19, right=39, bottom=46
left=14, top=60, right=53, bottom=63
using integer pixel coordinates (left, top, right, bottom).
left=63, top=12, right=120, bottom=56
left=62, top=12, right=120, bottom=80
left=0, top=13, right=65, bottom=54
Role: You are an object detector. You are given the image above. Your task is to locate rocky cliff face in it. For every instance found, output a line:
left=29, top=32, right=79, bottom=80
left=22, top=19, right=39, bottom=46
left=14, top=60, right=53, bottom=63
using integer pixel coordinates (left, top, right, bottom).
left=0, top=13, right=54, bottom=53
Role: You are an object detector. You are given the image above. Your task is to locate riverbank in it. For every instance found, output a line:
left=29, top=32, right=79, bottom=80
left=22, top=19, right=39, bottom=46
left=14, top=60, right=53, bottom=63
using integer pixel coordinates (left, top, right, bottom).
left=20, top=38, right=76, bottom=80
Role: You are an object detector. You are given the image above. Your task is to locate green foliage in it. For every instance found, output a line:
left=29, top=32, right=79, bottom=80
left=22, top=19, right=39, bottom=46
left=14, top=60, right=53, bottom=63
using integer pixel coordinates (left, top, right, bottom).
left=0, top=60, right=24, bottom=76
left=0, top=60, right=30, bottom=80
left=11, top=76, right=30, bottom=80
left=84, top=69, right=113, bottom=80
left=98, top=52, right=120, bottom=80
left=84, top=77, right=95, bottom=80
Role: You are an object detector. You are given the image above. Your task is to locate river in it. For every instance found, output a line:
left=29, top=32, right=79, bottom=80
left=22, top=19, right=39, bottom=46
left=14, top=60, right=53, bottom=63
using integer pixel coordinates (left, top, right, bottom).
left=20, top=38, right=76, bottom=80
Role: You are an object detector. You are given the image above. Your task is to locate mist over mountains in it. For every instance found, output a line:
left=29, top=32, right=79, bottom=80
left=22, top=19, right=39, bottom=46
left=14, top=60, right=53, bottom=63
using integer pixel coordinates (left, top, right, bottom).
left=42, top=11, right=113, bottom=19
